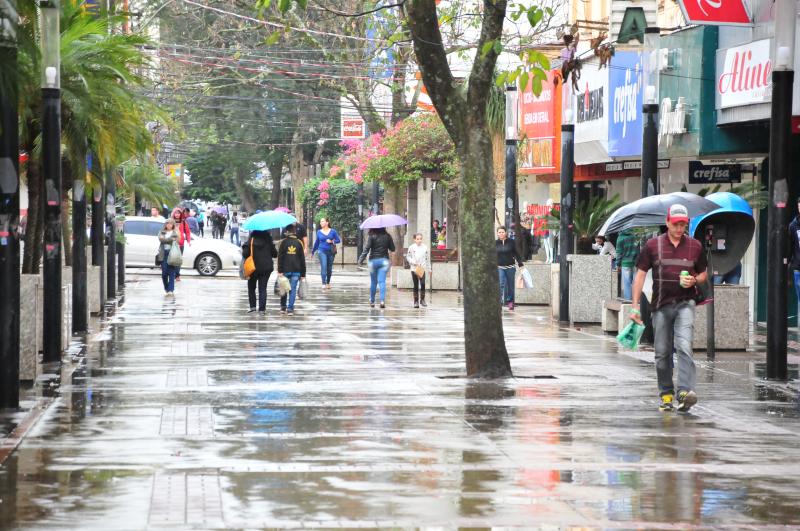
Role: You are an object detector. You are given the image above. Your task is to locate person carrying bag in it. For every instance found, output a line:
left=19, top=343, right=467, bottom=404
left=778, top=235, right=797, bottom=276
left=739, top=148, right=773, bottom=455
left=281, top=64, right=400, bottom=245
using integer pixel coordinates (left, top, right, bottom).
left=158, top=219, right=180, bottom=296
left=405, top=232, right=429, bottom=308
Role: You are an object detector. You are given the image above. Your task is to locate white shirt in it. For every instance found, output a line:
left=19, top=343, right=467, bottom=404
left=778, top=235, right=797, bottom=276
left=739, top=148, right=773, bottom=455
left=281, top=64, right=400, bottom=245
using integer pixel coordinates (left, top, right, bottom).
left=406, top=243, right=429, bottom=270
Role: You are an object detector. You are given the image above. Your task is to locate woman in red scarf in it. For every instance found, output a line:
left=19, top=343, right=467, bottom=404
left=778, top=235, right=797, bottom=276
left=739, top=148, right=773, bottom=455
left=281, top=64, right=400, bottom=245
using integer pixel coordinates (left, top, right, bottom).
left=171, top=208, right=191, bottom=281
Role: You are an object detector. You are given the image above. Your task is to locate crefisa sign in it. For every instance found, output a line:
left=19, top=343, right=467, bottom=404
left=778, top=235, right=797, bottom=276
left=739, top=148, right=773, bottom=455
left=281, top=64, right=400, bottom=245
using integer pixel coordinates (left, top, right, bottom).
left=688, top=161, right=742, bottom=183
left=608, top=51, right=643, bottom=157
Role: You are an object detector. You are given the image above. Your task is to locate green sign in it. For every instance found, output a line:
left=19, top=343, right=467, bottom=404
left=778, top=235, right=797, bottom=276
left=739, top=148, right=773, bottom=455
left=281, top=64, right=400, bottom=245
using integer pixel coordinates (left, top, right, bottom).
left=617, top=8, right=646, bottom=44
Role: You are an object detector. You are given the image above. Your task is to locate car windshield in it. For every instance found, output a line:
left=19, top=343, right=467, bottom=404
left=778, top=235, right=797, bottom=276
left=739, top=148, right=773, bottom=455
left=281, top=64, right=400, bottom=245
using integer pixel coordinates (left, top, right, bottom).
left=125, top=220, right=163, bottom=236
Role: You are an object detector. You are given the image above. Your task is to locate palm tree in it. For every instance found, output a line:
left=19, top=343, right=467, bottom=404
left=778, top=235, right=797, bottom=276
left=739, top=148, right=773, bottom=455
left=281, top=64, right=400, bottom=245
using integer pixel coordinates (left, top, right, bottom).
left=17, top=3, right=167, bottom=272
left=119, top=160, right=177, bottom=215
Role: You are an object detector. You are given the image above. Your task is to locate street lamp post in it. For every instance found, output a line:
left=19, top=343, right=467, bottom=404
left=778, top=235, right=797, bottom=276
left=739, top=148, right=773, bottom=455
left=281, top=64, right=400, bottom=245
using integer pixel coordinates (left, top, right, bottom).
left=559, top=80, right=574, bottom=324
left=0, top=0, right=20, bottom=407
left=40, top=0, right=63, bottom=364
left=106, top=169, right=117, bottom=300
left=72, top=155, right=88, bottom=333
left=504, top=85, right=519, bottom=238
left=766, top=0, right=796, bottom=380
left=91, top=177, right=105, bottom=308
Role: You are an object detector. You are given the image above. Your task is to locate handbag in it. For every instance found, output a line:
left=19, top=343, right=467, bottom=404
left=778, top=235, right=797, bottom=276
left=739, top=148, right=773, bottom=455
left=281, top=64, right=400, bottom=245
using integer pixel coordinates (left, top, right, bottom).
left=167, top=241, right=182, bottom=267
left=415, top=265, right=425, bottom=279
left=278, top=275, right=291, bottom=296
left=520, top=267, right=534, bottom=288
left=299, top=278, right=308, bottom=298
left=243, top=239, right=256, bottom=279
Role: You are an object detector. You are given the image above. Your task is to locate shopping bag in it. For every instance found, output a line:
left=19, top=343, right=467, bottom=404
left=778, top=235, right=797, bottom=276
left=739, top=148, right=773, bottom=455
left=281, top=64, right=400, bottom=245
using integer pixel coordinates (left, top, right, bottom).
left=298, top=278, right=308, bottom=298
left=516, top=273, right=524, bottom=289
left=616, top=320, right=646, bottom=350
left=415, top=265, right=425, bottom=279
left=167, top=241, right=182, bottom=267
left=278, top=275, right=291, bottom=296
left=520, top=267, right=534, bottom=289
left=243, top=240, right=256, bottom=279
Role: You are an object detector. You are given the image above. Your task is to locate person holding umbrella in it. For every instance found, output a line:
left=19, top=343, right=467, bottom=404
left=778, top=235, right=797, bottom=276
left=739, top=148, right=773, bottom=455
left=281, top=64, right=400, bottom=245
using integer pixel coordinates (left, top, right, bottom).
left=242, top=230, right=277, bottom=314
left=630, top=204, right=708, bottom=413
left=358, top=228, right=395, bottom=308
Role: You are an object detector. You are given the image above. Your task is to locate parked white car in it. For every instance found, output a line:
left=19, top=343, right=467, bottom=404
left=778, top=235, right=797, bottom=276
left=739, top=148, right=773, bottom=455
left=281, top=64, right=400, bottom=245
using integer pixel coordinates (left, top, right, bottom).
left=123, top=216, right=242, bottom=276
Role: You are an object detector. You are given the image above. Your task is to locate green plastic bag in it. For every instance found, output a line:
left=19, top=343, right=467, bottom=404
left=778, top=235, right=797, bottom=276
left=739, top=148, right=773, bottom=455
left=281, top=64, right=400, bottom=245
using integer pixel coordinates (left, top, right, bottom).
left=617, top=320, right=646, bottom=350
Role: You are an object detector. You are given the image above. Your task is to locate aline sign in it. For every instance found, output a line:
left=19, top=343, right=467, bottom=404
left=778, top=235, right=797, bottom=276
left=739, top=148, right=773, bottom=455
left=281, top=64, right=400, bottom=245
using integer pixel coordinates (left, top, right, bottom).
left=716, top=39, right=771, bottom=109
left=688, top=161, right=742, bottom=183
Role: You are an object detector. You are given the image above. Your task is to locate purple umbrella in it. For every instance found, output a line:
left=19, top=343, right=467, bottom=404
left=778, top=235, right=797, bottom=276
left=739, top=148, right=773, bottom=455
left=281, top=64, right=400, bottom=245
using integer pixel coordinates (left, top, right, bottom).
left=360, top=214, right=408, bottom=230
left=274, top=206, right=292, bottom=213
left=213, top=206, right=228, bottom=215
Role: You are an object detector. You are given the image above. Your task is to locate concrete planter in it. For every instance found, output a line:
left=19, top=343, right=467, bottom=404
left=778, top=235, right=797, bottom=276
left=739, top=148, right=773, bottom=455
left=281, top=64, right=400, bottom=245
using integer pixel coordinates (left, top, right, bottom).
left=550, top=264, right=560, bottom=320
left=88, top=265, right=102, bottom=314
left=395, top=262, right=460, bottom=291
left=693, top=285, right=750, bottom=350
left=568, top=254, right=614, bottom=324
left=515, top=262, right=551, bottom=305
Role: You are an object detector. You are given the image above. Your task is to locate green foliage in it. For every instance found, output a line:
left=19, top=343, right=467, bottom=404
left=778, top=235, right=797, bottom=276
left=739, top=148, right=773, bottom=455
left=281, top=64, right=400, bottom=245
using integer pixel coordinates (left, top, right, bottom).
left=364, top=114, right=458, bottom=186
left=547, top=195, right=625, bottom=252
left=300, top=177, right=360, bottom=237
left=120, top=160, right=178, bottom=214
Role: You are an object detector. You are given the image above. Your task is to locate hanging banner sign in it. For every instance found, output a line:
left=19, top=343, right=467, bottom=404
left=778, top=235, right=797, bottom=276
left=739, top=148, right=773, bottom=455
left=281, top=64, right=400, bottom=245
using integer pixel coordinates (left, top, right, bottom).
left=608, top=51, right=644, bottom=157
left=716, top=39, right=771, bottom=109
left=688, top=161, right=742, bottom=183
left=518, top=70, right=559, bottom=174
left=677, top=0, right=751, bottom=26
left=340, top=96, right=366, bottom=140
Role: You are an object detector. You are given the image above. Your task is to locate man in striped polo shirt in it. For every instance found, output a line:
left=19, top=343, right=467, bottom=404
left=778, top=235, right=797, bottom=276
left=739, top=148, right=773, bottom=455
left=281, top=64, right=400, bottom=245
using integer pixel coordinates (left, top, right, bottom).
left=630, top=204, right=708, bottom=412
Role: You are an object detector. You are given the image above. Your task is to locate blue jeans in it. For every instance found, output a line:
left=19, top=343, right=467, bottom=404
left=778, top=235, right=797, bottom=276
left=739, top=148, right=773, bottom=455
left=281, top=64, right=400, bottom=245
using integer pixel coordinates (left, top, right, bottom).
left=652, top=300, right=696, bottom=397
left=794, top=270, right=800, bottom=309
left=280, top=272, right=301, bottom=311
left=161, top=259, right=177, bottom=292
left=230, top=228, right=240, bottom=246
left=369, top=258, right=391, bottom=303
left=621, top=266, right=635, bottom=300
left=318, top=250, right=334, bottom=285
left=498, top=266, right=516, bottom=304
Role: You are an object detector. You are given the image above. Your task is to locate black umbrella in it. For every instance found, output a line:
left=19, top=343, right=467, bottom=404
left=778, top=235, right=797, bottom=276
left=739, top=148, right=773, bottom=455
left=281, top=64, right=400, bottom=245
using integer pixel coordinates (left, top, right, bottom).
left=599, top=192, right=721, bottom=236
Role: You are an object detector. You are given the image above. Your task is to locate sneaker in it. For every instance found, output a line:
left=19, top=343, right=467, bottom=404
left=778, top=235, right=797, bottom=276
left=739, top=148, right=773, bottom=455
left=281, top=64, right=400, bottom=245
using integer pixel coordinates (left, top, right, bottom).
left=175, top=277, right=181, bottom=282
left=280, top=308, right=287, bottom=314
left=370, top=301, right=375, bottom=308
left=247, top=307, right=257, bottom=313
left=507, top=302, right=514, bottom=311
left=414, top=302, right=419, bottom=308
left=380, top=302, right=385, bottom=309
left=258, top=310, right=266, bottom=315
left=287, top=310, right=294, bottom=316
left=677, top=390, right=697, bottom=412
left=420, top=300, right=427, bottom=307
left=659, top=394, right=675, bottom=412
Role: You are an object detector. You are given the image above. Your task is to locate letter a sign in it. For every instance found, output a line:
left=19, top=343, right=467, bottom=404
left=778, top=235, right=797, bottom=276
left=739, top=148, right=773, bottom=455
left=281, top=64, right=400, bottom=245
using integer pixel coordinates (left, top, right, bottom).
left=678, top=0, right=751, bottom=26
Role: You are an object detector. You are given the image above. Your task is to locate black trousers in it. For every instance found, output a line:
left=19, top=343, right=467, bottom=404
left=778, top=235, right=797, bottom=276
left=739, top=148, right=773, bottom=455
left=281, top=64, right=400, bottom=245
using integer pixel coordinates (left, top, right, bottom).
left=412, top=271, right=426, bottom=301
left=248, top=271, right=272, bottom=311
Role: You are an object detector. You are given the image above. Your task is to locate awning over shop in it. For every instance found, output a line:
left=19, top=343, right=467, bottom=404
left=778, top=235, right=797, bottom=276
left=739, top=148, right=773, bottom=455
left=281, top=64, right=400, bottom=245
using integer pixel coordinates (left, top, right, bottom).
left=574, top=141, right=612, bottom=165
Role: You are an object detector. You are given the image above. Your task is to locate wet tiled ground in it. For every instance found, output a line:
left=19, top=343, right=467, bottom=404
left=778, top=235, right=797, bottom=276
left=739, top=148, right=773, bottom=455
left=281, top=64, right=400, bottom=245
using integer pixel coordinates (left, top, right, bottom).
left=2, top=268, right=800, bottom=529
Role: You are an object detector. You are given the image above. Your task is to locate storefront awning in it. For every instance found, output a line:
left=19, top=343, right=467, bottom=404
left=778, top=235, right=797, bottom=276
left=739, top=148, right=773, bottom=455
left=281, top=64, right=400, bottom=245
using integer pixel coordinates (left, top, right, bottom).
left=574, top=141, right=612, bottom=165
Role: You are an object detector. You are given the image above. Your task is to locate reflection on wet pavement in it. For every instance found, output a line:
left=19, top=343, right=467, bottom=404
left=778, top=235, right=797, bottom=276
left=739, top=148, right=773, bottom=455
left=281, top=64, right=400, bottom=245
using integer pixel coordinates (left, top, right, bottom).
left=2, top=271, right=800, bottom=528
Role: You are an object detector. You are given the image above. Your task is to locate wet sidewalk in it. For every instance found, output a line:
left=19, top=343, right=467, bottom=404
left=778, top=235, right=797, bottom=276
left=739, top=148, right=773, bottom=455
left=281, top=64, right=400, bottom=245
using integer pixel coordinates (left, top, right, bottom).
left=2, top=269, right=800, bottom=529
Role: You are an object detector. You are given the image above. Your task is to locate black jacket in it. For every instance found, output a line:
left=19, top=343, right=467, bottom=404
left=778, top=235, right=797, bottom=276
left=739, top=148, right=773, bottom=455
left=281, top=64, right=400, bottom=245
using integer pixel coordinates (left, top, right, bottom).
left=496, top=238, right=523, bottom=267
left=359, top=232, right=395, bottom=263
left=242, top=231, right=277, bottom=273
left=278, top=235, right=307, bottom=276
left=791, top=217, right=800, bottom=270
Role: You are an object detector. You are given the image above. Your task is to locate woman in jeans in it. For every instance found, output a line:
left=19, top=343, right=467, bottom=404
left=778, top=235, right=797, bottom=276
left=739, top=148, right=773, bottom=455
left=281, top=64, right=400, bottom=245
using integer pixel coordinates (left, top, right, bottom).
left=311, top=217, right=341, bottom=289
left=171, top=208, right=191, bottom=281
left=358, top=228, right=395, bottom=309
left=496, top=226, right=523, bottom=311
left=158, top=219, right=180, bottom=296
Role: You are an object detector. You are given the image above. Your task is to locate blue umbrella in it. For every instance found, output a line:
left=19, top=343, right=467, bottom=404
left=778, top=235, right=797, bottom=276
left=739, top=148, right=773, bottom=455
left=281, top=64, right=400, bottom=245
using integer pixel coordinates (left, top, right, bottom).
left=360, top=214, right=408, bottom=230
left=243, top=211, right=297, bottom=231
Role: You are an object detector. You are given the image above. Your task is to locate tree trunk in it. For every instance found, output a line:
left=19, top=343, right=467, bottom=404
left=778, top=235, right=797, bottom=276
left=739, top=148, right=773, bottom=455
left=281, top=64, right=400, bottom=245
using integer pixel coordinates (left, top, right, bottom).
left=61, top=159, right=74, bottom=267
left=268, top=158, right=283, bottom=209
left=288, top=146, right=306, bottom=219
left=457, top=126, right=512, bottom=378
left=233, top=166, right=257, bottom=213
left=382, top=183, right=405, bottom=265
left=22, top=159, right=43, bottom=274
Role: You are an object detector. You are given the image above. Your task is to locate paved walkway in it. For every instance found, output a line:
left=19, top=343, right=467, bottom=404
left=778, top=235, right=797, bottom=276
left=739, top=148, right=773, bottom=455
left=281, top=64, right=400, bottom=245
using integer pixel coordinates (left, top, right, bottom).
left=2, top=268, right=800, bottom=529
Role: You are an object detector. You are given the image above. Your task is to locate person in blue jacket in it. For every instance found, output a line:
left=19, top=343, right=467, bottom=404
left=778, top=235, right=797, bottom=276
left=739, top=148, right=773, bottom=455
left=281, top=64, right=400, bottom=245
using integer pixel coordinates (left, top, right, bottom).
left=311, top=217, right=341, bottom=290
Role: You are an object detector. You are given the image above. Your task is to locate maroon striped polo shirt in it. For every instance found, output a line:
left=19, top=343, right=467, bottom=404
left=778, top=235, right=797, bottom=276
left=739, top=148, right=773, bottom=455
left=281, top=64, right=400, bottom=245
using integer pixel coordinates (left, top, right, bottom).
left=636, top=233, right=707, bottom=309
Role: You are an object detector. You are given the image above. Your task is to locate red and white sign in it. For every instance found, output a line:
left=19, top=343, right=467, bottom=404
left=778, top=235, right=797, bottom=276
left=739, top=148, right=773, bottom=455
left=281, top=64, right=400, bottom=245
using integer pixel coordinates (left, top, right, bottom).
left=678, top=0, right=751, bottom=26
left=716, top=39, right=771, bottom=109
left=518, top=70, right=560, bottom=174
left=341, top=118, right=366, bottom=139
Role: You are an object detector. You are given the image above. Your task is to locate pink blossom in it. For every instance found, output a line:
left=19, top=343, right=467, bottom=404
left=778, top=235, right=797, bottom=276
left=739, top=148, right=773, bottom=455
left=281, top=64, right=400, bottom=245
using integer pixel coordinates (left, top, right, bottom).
left=319, top=191, right=330, bottom=200
left=318, top=179, right=330, bottom=192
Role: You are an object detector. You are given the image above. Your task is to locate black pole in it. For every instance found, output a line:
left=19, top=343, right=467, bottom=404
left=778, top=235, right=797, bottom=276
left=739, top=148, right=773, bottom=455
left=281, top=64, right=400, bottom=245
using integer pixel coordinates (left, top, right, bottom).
left=72, top=173, right=87, bottom=332
left=116, top=234, right=125, bottom=289
left=0, top=1, right=21, bottom=407
left=559, top=122, right=574, bottom=323
left=766, top=69, right=793, bottom=380
left=706, top=247, right=715, bottom=360
left=505, top=139, right=517, bottom=230
left=41, top=86, right=62, bottom=363
left=91, top=180, right=105, bottom=308
left=641, top=103, right=659, bottom=198
left=356, top=182, right=364, bottom=258
left=106, top=170, right=116, bottom=300
left=372, top=181, right=380, bottom=215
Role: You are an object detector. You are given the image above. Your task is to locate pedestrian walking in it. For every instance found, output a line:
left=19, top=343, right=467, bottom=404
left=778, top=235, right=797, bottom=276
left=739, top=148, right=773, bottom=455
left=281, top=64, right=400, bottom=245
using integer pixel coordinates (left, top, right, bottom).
left=171, top=208, right=191, bottom=281
left=282, top=218, right=309, bottom=255
left=789, top=198, right=800, bottom=308
left=630, top=204, right=707, bottom=413
left=230, top=212, right=241, bottom=246
left=311, top=217, right=341, bottom=289
left=277, top=225, right=306, bottom=315
left=243, top=230, right=277, bottom=314
left=184, top=207, right=200, bottom=236
left=197, top=211, right=205, bottom=237
left=405, top=232, right=429, bottom=308
left=496, top=226, right=523, bottom=311
left=616, top=229, right=640, bottom=300
left=218, top=214, right=227, bottom=239
left=358, top=228, right=395, bottom=309
left=157, top=219, right=180, bottom=296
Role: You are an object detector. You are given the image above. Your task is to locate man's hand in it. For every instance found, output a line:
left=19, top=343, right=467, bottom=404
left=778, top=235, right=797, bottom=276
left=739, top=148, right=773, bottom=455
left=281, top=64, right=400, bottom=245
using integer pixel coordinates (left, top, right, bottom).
left=681, top=275, right=697, bottom=288
left=630, top=305, right=643, bottom=325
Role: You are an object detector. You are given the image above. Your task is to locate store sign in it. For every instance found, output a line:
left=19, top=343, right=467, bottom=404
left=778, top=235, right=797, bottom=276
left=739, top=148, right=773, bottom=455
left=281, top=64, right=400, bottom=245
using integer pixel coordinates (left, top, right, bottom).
left=577, top=86, right=604, bottom=123
left=605, top=159, right=670, bottom=172
left=658, top=97, right=688, bottom=148
left=716, top=39, right=771, bottom=109
left=519, top=70, right=559, bottom=173
left=341, top=118, right=366, bottom=139
left=526, top=203, right=560, bottom=237
left=574, top=61, right=610, bottom=155
left=688, top=161, right=742, bottom=183
left=677, top=0, right=751, bottom=26
left=608, top=51, right=643, bottom=157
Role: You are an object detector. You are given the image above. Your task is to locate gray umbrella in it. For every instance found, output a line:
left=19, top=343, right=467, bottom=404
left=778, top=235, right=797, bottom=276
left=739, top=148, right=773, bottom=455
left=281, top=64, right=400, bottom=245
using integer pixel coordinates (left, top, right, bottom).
left=599, top=192, right=721, bottom=236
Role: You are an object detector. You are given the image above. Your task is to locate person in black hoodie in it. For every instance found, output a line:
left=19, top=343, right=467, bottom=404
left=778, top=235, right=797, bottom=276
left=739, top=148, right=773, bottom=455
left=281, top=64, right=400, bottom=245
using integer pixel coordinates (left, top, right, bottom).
left=242, top=230, right=277, bottom=314
left=496, top=226, right=523, bottom=311
left=278, top=224, right=307, bottom=315
left=357, top=227, right=395, bottom=308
